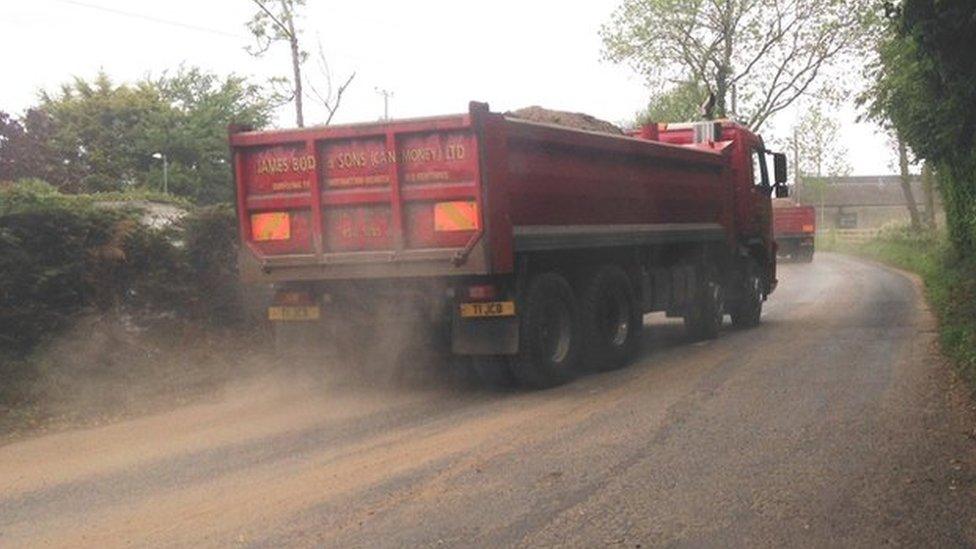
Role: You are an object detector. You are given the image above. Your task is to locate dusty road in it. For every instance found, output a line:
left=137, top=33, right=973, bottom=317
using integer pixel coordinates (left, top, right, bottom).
left=1, top=253, right=975, bottom=547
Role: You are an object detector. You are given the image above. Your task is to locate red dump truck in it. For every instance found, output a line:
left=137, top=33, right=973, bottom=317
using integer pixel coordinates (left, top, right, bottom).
left=772, top=199, right=816, bottom=262
left=229, top=102, right=788, bottom=387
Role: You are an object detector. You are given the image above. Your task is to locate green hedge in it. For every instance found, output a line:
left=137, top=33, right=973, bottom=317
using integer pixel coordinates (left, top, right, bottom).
left=0, top=181, right=245, bottom=354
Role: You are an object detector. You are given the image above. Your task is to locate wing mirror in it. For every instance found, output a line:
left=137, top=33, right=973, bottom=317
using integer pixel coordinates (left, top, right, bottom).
left=773, top=152, right=788, bottom=185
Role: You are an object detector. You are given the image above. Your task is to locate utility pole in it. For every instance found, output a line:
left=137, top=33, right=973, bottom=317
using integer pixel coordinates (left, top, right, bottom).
left=793, top=126, right=801, bottom=194
left=375, top=87, right=393, bottom=121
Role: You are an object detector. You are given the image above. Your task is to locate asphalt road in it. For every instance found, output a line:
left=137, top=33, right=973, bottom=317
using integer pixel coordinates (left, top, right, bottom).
left=1, top=253, right=975, bottom=547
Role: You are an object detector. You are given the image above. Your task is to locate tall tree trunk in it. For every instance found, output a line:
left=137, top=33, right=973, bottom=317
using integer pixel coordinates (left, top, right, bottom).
left=922, top=162, right=936, bottom=230
left=897, top=135, right=922, bottom=231
left=284, top=1, right=304, bottom=128
left=715, top=70, right=728, bottom=118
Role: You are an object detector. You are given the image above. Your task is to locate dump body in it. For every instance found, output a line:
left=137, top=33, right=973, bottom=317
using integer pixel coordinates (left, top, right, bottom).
left=230, top=102, right=783, bottom=386
left=231, top=103, right=747, bottom=283
left=772, top=199, right=816, bottom=261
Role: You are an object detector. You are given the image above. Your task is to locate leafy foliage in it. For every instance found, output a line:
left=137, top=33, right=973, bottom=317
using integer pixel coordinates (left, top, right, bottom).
left=2, top=68, right=275, bottom=204
left=0, top=110, right=71, bottom=188
left=602, top=0, right=878, bottom=129
left=778, top=105, right=851, bottom=181
left=0, top=181, right=246, bottom=354
left=637, top=81, right=707, bottom=124
left=863, top=0, right=976, bottom=256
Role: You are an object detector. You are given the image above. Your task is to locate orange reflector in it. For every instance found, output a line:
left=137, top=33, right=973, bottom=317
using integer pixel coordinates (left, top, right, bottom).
left=251, top=212, right=290, bottom=241
left=802, top=224, right=815, bottom=233
left=434, top=201, right=479, bottom=232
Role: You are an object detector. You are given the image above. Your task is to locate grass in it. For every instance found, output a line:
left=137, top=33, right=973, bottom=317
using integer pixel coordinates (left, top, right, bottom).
left=819, top=227, right=976, bottom=388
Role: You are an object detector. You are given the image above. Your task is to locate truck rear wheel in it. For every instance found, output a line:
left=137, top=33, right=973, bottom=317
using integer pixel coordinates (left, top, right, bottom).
left=730, top=262, right=763, bottom=328
left=580, top=265, right=641, bottom=371
left=684, top=271, right=723, bottom=340
left=512, top=272, right=581, bottom=389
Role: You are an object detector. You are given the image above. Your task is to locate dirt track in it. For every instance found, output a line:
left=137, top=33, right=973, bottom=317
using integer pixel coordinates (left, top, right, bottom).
left=1, top=253, right=975, bottom=547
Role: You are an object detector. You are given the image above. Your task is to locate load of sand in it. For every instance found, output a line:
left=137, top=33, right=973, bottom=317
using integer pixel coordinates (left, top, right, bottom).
left=505, top=106, right=625, bottom=135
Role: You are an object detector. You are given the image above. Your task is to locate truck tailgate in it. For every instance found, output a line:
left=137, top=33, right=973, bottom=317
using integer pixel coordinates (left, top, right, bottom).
left=232, top=114, right=487, bottom=280
left=773, top=205, right=815, bottom=236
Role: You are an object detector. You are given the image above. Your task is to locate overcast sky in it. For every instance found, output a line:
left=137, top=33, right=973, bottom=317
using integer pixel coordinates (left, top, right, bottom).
left=3, top=0, right=896, bottom=175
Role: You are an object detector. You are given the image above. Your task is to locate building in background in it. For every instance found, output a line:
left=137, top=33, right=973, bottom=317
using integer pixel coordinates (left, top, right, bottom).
left=794, top=175, right=943, bottom=230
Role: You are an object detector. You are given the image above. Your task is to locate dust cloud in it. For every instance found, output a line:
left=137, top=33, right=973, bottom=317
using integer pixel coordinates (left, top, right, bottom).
left=2, top=304, right=487, bottom=443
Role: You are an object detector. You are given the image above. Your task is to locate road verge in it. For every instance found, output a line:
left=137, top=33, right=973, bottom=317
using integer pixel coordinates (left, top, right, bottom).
left=819, top=226, right=976, bottom=390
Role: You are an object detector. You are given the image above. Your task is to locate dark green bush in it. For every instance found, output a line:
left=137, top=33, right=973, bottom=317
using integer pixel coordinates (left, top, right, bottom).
left=0, top=183, right=133, bottom=351
left=181, top=203, right=243, bottom=325
left=0, top=181, right=245, bottom=355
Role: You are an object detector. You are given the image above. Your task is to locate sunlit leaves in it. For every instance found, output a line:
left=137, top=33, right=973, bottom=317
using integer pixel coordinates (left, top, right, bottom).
left=601, top=0, right=879, bottom=130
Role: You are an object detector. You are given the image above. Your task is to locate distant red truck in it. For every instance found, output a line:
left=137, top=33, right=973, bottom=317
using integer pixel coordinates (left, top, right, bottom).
left=229, top=102, right=789, bottom=387
left=772, top=199, right=816, bottom=262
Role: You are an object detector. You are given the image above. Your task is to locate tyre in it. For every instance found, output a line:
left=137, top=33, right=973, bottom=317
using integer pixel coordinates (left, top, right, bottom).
left=580, top=265, right=642, bottom=371
left=512, top=272, right=582, bottom=389
left=800, top=249, right=815, bottom=263
left=730, top=262, right=763, bottom=328
left=684, top=268, right=724, bottom=340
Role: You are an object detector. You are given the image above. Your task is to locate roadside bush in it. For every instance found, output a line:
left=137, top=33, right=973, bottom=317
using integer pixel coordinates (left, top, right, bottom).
left=0, top=181, right=246, bottom=356
left=0, top=182, right=134, bottom=351
left=182, top=203, right=244, bottom=325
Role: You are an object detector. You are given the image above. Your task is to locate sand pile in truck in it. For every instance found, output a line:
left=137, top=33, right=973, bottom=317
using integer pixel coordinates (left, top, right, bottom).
left=506, top=106, right=625, bottom=135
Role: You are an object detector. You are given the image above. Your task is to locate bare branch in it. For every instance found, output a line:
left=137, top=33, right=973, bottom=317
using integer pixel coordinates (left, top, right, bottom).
left=324, top=72, right=355, bottom=125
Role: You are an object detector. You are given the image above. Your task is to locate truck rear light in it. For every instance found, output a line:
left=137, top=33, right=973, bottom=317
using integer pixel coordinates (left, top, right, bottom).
left=434, top=201, right=479, bottom=232
left=802, top=224, right=814, bottom=233
left=467, top=284, right=498, bottom=301
left=251, top=212, right=290, bottom=241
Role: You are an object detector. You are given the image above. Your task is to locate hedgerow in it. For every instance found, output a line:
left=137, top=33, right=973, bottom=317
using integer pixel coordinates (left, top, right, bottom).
left=0, top=180, right=247, bottom=355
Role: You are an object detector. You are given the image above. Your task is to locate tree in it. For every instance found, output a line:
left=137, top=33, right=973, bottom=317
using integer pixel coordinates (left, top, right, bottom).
left=148, top=67, right=277, bottom=203
left=601, top=0, right=878, bottom=130
left=857, top=3, right=975, bottom=237
left=306, top=41, right=356, bottom=125
left=38, top=72, right=167, bottom=192
left=637, top=81, right=707, bottom=124
left=0, top=110, right=68, bottom=186
left=921, top=161, right=936, bottom=230
left=247, top=0, right=307, bottom=127
left=782, top=105, right=851, bottom=182
left=31, top=69, right=275, bottom=202
left=896, top=133, right=922, bottom=231
left=777, top=104, right=849, bottom=227
left=246, top=0, right=355, bottom=128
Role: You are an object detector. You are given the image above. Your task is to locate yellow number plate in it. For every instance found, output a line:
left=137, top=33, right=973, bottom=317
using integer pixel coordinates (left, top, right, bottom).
left=268, top=306, right=321, bottom=321
left=459, top=301, right=516, bottom=318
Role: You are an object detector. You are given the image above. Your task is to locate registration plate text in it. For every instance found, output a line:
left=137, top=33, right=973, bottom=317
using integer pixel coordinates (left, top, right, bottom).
left=459, top=301, right=516, bottom=318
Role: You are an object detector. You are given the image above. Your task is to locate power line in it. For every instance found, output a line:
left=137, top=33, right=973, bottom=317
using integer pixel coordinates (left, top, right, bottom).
left=49, top=0, right=244, bottom=39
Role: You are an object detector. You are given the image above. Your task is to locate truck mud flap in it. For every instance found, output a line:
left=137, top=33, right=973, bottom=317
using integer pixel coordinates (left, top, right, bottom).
left=451, top=315, right=519, bottom=355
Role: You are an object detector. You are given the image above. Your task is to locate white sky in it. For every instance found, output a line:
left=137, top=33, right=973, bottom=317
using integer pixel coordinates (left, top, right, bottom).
left=2, top=0, right=895, bottom=175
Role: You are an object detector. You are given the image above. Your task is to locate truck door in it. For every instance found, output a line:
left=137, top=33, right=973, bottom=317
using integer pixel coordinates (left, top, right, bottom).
left=746, top=145, right=773, bottom=238
left=737, top=142, right=776, bottom=287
